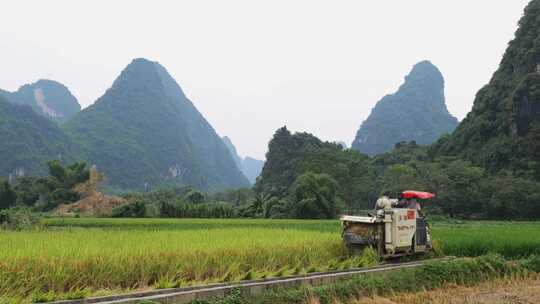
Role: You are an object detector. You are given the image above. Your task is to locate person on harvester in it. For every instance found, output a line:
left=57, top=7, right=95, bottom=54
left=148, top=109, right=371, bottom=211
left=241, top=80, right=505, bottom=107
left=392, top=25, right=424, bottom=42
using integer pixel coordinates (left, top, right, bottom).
left=375, top=191, right=392, bottom=209
left=396, top=193, right=409, bottom=208
left=376, top=191, right=396, bottom=210
left=396, top=193, right=422, bottom=214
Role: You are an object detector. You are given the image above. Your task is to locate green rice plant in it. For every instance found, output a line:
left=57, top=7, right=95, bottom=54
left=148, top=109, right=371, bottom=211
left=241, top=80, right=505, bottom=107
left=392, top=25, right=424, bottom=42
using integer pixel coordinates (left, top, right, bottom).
left=430, top=239, right=444, bottom=257
left=270, top=266, right=290, bottom=278
left=357, top=247, right=378, bottom=267
left=291, top=263, right=304, bottom=275
left=326, top=259, right=339, bottom=271
left=153, top=275, right=182, bottom=289
left=240, top=270, right=254, bottom=281
left=306, top=266, right=319, bottom=273
left=338, top=259, right=352, bottom=270
left=521, top=255, right=540, bottom=272
left=64, top=288, right=90, bottom=300
left=432, top=221, right=540, bottom=258
left=31, top=291, right=57, bottom=303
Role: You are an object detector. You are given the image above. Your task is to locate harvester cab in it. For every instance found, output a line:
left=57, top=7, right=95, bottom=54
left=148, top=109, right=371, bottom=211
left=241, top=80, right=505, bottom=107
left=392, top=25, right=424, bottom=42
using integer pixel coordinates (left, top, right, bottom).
left=340, top=190, right=434, bottom=258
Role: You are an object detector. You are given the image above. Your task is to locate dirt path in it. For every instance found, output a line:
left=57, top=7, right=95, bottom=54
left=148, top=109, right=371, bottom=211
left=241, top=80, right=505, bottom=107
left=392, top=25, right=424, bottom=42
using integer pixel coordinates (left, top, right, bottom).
left=346, top=275, right=540, bottom=304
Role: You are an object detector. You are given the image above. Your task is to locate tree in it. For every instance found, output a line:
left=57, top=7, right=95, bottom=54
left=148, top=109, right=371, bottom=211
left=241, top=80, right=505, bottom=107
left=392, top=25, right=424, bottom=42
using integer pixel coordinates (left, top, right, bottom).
left=482, top=174, right=540, bottom=219
left=440, top=160, right=485, bottom=217
left=48, top=160, right=67, bottom=184
left=254, top=127, right=335, bottom=197
left=0, top=178, right=17, bottom=210
left=112, top=201, right=146, bottom=218
left=299, top=149, right=375, bottom=211
left=13, top=177, right=44, bottom=206
left=378, top=164, right=424, bottom=196
left=47, top=160, right=90, bottom=189
left=210, top=188, right=254, bottom=205
left=185, top=190, right=205, bottom=204
left=243, top=192, right=270, bottom=218
left=289, top=172, right=339, bottom=219
left=263, top=196, right=285, bottom=218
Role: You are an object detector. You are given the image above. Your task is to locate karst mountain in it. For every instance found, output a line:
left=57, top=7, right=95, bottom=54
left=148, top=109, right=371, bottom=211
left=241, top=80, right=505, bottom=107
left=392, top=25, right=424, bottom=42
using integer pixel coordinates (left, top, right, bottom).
left=0, top=79, right=81, bottom=122
left=351, top=61, right=458, bottom=156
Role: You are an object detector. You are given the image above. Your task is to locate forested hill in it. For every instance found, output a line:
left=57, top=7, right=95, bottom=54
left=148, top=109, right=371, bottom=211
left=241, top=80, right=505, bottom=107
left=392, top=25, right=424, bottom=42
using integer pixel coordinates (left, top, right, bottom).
left=254, top=126, right=375, bottom=212
left=432, top=0, right=540, bottom=180
left=0, top=96, right=83, bottom=179
left=254, top=124, right=540, bottom=219
left=0, top=79, right=80, bottom=122
left=351, top=61, right=458, bottom=156
left=63, top=58, right=249, bottom=191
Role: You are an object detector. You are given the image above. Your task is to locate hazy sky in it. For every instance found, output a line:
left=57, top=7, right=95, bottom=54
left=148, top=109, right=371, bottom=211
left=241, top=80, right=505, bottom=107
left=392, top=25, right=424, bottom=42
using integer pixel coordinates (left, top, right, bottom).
left=0, top=0, right=530, bottom=159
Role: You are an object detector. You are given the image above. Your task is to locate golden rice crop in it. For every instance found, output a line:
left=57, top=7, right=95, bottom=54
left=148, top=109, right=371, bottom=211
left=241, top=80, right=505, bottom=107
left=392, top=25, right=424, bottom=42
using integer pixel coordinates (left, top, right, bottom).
left=0, top=218, right=352, bottom=302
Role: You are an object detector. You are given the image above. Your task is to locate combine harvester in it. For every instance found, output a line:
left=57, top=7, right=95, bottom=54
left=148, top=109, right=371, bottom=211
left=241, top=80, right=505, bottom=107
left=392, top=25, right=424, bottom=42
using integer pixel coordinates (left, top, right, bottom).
left=341, top=190, right=435, bottom=258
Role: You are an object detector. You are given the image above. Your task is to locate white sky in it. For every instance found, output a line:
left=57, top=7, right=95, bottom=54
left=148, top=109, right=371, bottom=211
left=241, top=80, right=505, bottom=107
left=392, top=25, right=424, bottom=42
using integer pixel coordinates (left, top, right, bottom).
left=0, top=0, right=530, bottom=159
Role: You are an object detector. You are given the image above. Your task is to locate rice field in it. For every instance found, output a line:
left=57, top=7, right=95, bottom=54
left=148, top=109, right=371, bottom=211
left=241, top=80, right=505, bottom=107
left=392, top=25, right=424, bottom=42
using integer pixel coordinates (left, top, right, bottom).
left=432, top=221, right=540, bottom=258
left=0, top=218, right=357, bottom=303
left=1, top=218, right=539, bottom=302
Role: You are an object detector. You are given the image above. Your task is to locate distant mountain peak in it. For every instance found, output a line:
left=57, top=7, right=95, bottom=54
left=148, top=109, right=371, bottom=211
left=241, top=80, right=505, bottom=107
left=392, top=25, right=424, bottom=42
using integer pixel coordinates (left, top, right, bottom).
left=120, top=57, right=161, bottom=72
left=397, top=60, right=445, bottom=107
left=0, top=79, right=80, bottom=122
left=351, top=61, right=458, bottom=156
left=131, top=57, right=155, bottom=64
left=107, top=58, right=187, bottom=103
left=64, top=59, right=249, bottom=190
left=404, top=60, right=443, bottom=87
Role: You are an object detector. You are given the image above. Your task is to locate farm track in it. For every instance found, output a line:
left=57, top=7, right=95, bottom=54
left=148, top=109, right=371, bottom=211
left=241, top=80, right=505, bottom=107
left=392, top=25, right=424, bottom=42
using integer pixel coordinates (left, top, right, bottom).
left=50, top=257, right=453, bottom=304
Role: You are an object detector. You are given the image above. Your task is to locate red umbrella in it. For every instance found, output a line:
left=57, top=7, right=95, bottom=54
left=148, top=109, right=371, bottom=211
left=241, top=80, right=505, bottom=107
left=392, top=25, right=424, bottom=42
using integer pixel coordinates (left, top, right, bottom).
left=402, top=190, right=436, bottom=199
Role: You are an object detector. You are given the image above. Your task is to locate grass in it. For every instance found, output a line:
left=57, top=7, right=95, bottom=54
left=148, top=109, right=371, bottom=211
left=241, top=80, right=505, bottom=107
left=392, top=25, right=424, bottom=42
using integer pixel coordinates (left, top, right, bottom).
left=1, top=218, right=540, bottom=302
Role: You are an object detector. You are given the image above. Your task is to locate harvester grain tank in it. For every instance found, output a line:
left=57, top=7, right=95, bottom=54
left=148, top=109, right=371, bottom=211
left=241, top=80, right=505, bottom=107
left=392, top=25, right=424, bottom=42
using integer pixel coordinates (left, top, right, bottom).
left=340, top=190, right=434, bottom=258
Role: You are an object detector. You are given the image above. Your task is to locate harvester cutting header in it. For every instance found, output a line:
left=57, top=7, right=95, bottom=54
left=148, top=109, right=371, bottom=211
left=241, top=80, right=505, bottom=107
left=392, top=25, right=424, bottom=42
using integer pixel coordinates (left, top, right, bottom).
left=341, top=190, right=435, bottom=258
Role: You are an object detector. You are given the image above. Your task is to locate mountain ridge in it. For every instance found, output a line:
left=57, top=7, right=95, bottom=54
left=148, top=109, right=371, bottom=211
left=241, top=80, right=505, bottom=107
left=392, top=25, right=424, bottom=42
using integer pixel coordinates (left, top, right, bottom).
left=0, top=79, right=81, bottom=122
left=63, top=58, right=249, bottom=190
left=222, top=136, right=244, bottom=170
left=431, top=0, right=540, bottom=179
